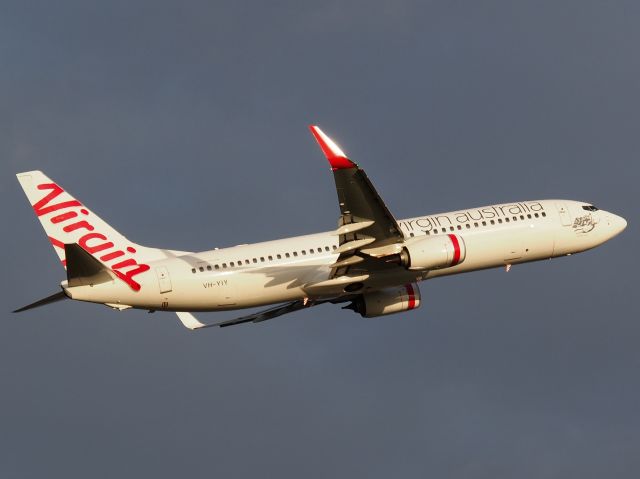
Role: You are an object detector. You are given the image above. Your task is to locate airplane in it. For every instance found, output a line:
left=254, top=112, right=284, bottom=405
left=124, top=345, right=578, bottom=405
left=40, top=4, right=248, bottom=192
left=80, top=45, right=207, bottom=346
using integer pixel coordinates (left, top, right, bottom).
left=13, top=126, right=627, bottom=329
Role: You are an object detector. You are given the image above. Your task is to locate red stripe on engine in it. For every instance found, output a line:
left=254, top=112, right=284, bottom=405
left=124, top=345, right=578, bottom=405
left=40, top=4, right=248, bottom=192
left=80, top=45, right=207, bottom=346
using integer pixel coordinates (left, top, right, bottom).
left=405, top=283, right=416, bottom=310
left=447, top=234, right=461, bottom=265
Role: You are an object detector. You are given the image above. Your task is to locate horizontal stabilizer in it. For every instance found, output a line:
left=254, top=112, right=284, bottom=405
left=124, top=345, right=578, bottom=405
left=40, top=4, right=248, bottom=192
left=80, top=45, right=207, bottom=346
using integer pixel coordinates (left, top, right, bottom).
left=13, top=290, right=68, bottom=313
left=65, top=243, right=114, bottom=287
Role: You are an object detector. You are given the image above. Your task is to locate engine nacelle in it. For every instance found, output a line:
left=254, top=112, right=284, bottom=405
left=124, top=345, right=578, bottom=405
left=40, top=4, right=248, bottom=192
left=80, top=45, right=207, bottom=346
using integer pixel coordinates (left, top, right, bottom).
left=399, top=234, right=466, bottom=270
left=346, top=283, right=421, bottom=318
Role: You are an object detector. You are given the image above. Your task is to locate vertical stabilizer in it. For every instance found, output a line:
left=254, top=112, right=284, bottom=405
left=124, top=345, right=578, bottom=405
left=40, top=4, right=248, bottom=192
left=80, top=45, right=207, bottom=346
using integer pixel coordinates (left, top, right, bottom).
left=16, top=171, right=189, bottom=291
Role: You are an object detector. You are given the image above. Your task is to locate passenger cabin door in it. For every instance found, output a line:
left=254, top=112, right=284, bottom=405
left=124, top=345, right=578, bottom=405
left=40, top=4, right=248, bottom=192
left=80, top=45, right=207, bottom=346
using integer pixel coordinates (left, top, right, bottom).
left=555, top=202, right=572, bottom=226
left=155, top=266, right=172, bottom=293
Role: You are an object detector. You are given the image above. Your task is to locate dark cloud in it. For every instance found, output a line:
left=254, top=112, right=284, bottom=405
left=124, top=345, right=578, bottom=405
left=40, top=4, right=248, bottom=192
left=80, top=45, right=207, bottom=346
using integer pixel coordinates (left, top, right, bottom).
left=1, top=1, right=638, bottom=477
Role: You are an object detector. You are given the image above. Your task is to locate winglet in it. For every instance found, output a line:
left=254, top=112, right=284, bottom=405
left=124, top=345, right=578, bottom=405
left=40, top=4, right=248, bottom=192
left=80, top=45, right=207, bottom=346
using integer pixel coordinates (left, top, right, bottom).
left=309, top=126, right=357, bottom=170
left=176, top=311, right=207, bottom=330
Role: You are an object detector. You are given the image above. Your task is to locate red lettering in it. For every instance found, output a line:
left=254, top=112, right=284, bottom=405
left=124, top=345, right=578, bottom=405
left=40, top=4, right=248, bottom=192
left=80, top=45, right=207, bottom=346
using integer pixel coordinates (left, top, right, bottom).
left=63, top=220, right=94, bottom=233
left=100, top=250, right=125, bottom=262
left=78, top=233, right=114, bottom=254
left=111, top=259, right=151, bottom=292
left=33, top=183, right=81, bottom=216
left=51, top=211, right=78, bottom=223
left=34, top=185, right=150, bottom=292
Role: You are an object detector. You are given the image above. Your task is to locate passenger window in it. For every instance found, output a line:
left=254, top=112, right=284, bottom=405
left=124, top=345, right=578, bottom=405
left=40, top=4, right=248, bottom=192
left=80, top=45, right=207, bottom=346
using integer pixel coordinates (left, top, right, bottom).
left=230, top=262, right=234, bottom=267
left=301, top=250, right=306, bottom=255
left=325, top=246, right=330, bottom=251
left=456, top=225, right=462, bottom=230
left=199, top=266, right=204, bottom=272
left=474, top=222, right=478, bottom=227
left=465, top=224, right=471, bottom=229
left=293, top=252, right=298, bottom=257
left=498, top=219, right=503, bottom=224
left=214, top=265, right=220, bottom=270
left=520, top=215, right=525, bottom=220
left=410, top=232, right=415, bottom=237
left=505, top=218, right=509, bottom=223
left=191, top=268, right=196, bottom=274
left=309, top=249, right=314, bottom=254
left=490, top=220, right=495, bottom=225
left=527, top=214, right=532, bottom=219
left=207, top=265, right=212, bottom=271
left=260, top=257, right=265, bottom=262
left=277, top=254, right=282, bottom=259
left=317, top=248, right=322, bottom=253
left=512, top=216, right=517, bottom=221
left=332, top=245, right=337, bottom=250
left=245, top=260, right=250, bottom=265
left=449, top=226, right=454, bottom=231
left=285, top=253, right=290, bottom=258
left=222, top=263, right=227, bottom=268
left=425, top=230, right=431, bottom=235
left=534, top=213, right=539, bottom=218
left=482, top=221, right=487, bottom=226
left=542, top=212, right=546, bottom=217
left=268, top=255, right=273, bottom=260
left=253, top=258, right=257, bottom=263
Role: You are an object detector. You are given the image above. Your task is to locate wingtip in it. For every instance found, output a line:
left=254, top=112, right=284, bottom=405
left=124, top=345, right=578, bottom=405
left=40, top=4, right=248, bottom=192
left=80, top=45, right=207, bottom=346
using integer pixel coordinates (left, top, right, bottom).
left=308, top=125, right=356, bottom=170
left=176, top=311, right=206, bottom=330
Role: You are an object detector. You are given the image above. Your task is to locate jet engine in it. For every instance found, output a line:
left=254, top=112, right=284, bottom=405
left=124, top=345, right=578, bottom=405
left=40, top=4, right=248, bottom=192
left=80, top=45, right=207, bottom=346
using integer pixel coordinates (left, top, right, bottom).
left=394, top=234, right=466, bottom=270
left=344, top=283, right=421, bottom=318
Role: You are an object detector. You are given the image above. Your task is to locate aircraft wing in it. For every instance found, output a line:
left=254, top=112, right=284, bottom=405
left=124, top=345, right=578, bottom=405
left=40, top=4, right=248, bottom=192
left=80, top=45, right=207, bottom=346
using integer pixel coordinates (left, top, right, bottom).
left=176, top=298, right=331, bottom=330
left=309, top=126, right=406, bottom=278
left=214, top=299, right=325, bottom=328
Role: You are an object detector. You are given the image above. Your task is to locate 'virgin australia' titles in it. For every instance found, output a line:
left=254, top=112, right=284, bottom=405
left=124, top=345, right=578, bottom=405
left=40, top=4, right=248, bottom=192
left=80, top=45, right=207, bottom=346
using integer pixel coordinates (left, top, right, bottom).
left=399, top=202, right=545, bottom=234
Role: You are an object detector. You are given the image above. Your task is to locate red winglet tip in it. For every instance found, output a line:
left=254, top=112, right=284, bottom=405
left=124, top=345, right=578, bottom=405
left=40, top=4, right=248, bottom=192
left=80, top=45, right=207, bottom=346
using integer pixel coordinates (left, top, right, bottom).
left=309, top=125, right=356, bottom=170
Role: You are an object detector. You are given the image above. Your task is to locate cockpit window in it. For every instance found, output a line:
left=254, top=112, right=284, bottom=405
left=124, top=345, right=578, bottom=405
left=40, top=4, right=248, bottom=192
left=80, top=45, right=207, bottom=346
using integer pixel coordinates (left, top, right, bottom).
left=582, top=205, right=599, bottom=212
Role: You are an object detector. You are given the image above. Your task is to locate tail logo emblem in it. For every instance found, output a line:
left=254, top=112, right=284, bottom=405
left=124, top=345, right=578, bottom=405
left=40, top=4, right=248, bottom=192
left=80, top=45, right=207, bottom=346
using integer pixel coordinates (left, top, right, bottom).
left=34, top=183, right=150, bottom=291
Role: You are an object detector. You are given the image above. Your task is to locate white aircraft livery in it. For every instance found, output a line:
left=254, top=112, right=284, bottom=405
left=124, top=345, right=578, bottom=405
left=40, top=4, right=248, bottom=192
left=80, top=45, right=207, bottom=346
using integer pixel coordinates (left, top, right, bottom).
left=14, top=126, right=627, bottom=329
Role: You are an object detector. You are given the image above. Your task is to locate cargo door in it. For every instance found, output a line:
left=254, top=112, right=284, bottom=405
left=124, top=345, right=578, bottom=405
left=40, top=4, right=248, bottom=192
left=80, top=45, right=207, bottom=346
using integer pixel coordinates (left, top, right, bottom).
left=504, top=239, right=523, bottom=261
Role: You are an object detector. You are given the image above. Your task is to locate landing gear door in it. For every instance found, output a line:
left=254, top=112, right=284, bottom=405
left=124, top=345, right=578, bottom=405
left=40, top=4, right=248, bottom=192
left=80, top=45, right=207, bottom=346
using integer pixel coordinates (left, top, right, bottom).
left=555, top=202, right=572, bottom=226
left=156, top=266, right=172, bottom=294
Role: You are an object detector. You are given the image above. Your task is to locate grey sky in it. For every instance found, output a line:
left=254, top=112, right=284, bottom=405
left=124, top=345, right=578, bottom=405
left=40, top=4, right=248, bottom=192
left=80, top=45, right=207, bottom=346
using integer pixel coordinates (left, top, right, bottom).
left=1, top=1, right=638, bottom=477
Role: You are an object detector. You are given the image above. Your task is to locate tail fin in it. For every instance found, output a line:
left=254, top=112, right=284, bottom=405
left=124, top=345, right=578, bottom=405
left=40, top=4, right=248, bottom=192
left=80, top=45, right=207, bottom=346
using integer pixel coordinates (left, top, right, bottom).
left=16, top=171, right=188, bottom=291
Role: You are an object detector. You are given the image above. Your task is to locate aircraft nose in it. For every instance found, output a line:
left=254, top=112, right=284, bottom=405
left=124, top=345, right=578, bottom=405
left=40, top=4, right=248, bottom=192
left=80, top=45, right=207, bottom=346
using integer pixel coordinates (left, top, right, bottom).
left=609, top=213, right=627, bottom=236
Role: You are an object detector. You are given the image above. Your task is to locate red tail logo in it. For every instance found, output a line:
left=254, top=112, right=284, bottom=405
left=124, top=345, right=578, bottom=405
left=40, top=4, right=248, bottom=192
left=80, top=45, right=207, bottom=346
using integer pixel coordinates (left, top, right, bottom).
left=35, top=183, right=150, bottom=291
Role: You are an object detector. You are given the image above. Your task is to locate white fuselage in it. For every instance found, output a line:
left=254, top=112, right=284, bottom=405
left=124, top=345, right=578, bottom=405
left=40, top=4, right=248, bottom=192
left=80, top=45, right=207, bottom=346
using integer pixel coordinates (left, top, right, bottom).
left=64, top=199, right=626, bottom=312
